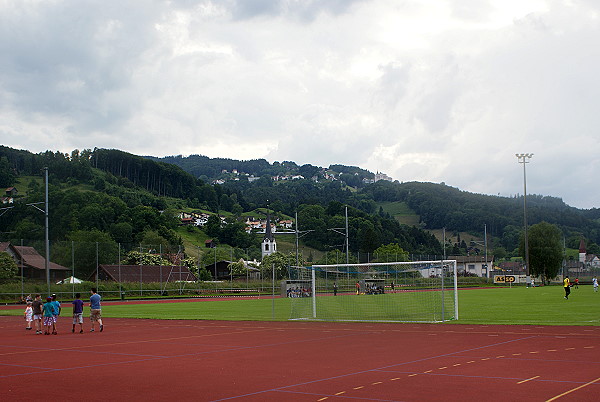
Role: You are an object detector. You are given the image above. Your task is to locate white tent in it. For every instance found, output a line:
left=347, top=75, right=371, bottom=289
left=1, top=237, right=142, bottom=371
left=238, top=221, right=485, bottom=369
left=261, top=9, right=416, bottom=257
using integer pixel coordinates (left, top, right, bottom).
left=56, top=276, right=83, bottom=284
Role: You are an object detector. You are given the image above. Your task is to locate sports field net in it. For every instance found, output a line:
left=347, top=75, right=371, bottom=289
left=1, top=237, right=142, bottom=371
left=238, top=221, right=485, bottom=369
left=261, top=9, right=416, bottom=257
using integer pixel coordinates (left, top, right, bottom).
left=287, top=260, right=457, bottom=323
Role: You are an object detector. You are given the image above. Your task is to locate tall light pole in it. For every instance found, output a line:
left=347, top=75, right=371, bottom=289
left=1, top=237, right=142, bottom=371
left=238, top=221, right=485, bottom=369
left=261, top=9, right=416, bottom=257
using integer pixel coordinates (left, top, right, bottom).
left=516, top=153, right=533, bottom=280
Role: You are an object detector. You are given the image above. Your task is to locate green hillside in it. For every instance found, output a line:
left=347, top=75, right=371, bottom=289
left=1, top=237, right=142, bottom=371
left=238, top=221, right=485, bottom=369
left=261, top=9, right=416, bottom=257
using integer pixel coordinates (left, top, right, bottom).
left=2, top=145, right=599, bottom=268
left=377, top=201, right=420, bottom=226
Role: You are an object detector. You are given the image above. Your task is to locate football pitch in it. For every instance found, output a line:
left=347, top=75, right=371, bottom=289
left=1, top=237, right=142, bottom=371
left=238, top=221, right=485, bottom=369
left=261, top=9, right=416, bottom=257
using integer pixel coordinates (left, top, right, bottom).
left=2, top=285, right=597, bottom=326
left=1, top=286, right=599, bottom=401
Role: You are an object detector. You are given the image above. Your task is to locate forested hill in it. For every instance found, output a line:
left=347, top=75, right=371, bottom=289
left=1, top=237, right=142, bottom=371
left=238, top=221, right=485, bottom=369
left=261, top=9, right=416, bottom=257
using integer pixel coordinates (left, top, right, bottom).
left=362, top=181, right=600, bottom=249
left=0, top=146, right=441, bottom=260
left=1, top=146, right=599, bottom=257
left=151, top=152, right=600, bottom=251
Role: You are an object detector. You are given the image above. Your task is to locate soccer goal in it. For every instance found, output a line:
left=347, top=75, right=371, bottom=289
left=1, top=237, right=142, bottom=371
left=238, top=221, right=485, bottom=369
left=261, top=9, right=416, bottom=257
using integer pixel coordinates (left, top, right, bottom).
left=288, top=260, right=458, bottom=323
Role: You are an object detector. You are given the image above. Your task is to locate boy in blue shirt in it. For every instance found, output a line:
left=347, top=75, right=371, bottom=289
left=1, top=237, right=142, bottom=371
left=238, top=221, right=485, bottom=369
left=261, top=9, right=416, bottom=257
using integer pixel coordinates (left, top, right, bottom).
left=90, top=288, right=103, bottom=332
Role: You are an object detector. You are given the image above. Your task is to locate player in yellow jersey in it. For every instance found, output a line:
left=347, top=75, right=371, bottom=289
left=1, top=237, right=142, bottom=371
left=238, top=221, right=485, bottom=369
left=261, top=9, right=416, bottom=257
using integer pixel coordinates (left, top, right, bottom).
left=563, top=275, right=570, bottom=299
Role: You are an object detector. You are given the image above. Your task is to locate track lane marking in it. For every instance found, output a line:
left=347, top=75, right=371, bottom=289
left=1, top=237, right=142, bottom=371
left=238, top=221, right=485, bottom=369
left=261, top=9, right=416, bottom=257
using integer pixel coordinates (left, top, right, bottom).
left=517, top=375, right=539, bottom=384
left=546, top=377, right=600, bottom=401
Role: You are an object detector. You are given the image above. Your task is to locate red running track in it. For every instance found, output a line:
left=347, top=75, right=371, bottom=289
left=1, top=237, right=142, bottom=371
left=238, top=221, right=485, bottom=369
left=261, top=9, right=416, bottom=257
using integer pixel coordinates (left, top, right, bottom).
left=1, top=316, right=599, bottom=401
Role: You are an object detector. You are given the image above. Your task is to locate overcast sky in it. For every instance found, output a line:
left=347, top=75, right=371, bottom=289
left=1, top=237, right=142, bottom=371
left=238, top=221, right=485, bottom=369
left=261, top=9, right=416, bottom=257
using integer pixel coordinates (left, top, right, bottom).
left=1, top=1, right=599, bottom=209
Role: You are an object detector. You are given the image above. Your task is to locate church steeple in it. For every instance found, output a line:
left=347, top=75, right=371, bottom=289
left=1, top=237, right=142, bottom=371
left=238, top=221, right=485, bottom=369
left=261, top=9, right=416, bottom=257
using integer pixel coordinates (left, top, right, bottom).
left=261, top=208, right=277, bottom=258
left=579, top=238, right=586, bottom=263
left=264, top=210, right=274, bottom=242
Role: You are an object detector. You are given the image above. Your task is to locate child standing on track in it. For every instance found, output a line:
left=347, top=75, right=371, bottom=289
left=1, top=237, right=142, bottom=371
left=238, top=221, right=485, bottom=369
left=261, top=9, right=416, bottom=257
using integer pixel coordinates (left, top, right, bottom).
left=32, top=294, right=43, bottom=334
left=24, top=301, right=33, bottom=331
left=72, top=293, right=84, bottom=333
left=51, top=294, right=61, bottom=335
left=42, top=297, right=55, bottom=335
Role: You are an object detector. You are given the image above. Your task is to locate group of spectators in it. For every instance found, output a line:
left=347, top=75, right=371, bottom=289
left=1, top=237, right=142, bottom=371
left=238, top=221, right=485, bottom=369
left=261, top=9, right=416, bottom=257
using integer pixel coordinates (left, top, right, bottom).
left=364, top=284, right=385, bottom=295
left=286, top=286, right=312, bottom=298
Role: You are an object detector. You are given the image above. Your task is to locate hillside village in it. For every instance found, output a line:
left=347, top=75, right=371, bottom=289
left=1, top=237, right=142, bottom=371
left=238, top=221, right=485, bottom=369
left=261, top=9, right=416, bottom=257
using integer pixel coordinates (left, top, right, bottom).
left=178, top=211, right=293, bottom=234
left=211, top=167, right=394, bottom=186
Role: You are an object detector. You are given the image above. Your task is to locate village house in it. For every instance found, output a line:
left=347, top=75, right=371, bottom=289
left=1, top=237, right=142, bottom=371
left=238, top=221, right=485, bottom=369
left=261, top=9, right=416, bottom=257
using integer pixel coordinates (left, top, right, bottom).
left=279, top=219, right=293, bottom=229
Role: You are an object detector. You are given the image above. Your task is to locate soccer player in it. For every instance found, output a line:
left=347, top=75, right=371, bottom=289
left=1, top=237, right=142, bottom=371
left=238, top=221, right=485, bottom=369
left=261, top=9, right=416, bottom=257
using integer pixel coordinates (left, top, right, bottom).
left=89, top=288, right=103, bottom=332
left=563, top=275, right=571, bottom=300
left=593, top=276, right=598, bottom=292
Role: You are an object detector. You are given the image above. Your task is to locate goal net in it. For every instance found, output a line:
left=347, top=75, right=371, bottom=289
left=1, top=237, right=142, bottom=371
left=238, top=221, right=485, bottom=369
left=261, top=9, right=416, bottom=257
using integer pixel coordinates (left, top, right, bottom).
left=288, top=260, right=458, bottom=323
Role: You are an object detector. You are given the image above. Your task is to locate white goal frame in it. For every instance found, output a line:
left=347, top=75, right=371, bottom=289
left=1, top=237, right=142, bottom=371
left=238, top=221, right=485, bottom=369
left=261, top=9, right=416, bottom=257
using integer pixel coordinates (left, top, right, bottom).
left=290, top=259, right=458, bottom=323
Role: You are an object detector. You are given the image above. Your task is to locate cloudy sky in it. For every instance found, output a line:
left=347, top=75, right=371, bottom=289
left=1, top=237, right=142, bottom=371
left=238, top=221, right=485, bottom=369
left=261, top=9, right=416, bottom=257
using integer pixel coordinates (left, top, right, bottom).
left=1, top=1, right=599, bottom=209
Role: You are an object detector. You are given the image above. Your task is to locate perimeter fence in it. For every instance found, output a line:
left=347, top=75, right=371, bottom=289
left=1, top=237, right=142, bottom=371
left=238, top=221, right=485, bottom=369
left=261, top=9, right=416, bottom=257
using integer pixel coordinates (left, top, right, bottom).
left=0, top=238, right=524, bottom=303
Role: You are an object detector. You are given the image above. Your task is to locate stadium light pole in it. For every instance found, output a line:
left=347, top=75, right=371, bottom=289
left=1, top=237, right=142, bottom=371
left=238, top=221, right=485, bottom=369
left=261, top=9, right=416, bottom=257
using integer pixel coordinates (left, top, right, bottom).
left=516, top=153, right=533, bottom=280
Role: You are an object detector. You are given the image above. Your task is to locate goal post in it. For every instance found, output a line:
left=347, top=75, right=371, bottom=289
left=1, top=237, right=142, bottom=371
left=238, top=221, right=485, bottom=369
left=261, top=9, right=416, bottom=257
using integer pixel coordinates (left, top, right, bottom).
left=288, top=260, right=458, bottom=323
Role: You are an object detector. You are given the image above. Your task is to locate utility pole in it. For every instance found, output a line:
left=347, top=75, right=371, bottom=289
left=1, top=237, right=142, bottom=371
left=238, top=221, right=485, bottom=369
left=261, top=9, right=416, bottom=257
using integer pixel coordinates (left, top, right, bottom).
left=28, top=167, right=50, bottom=295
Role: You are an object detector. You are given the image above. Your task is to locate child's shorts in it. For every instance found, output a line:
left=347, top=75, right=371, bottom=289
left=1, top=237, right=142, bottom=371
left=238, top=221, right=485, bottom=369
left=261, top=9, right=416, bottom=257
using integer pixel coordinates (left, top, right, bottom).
left=33, top=314, right=42, bottom=321
left=43, top=316, right=53, bottom=326
left=90, top=309, right=102, bottom=322
left=52, top=316, right=58, bottom=323
left=73, top=313, right=83, bottom=324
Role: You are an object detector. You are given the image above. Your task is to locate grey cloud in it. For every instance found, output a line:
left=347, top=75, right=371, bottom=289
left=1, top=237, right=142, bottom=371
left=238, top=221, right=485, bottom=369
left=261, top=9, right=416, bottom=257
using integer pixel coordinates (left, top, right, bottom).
left=374, top=62, right=411, bottom=110
left=228, top=0, right=365, bottom=21
left=414, top=59, right=461, bottom=134
left=0, top=2, right=158, bottom=131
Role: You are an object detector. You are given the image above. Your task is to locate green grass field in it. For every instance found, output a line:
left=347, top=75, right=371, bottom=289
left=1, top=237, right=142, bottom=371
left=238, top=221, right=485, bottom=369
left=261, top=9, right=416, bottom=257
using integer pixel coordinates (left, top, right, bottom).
left=2, top=286, right=597, bottom=326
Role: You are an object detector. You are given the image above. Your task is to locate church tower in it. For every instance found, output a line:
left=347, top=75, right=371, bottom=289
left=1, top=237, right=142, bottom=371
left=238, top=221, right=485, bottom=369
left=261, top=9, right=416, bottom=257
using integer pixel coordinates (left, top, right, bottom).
left=579, top=238, right=586, bottom=264
left=261, top=210, right=277, bottom=259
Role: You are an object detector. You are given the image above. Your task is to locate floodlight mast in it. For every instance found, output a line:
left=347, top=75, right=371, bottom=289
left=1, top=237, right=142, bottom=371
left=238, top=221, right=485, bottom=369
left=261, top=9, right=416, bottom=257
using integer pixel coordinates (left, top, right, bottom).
left=515, top=153, right=533, bottom=279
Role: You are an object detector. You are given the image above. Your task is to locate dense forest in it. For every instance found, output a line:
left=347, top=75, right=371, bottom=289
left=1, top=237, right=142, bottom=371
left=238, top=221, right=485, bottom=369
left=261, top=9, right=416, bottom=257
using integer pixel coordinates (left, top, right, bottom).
left=2, top=146, right=599, bottom=272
